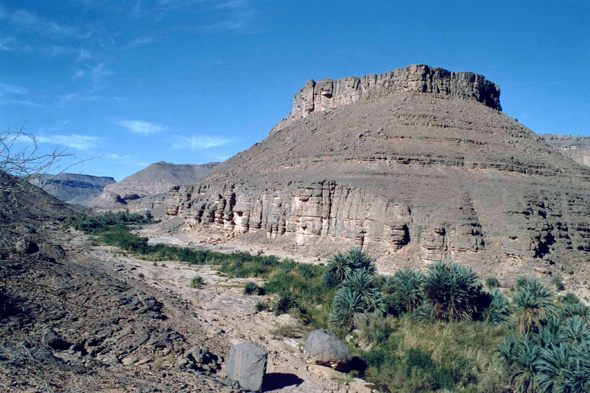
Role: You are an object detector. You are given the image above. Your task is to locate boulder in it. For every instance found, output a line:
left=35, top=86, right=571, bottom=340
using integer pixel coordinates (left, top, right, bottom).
left=304, top=329, right=351, bottom=371
left=227, top=343, right=268, bottom=392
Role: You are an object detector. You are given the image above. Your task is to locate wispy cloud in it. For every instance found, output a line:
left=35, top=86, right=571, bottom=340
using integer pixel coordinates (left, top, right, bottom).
left=0, top=82, right=29, bottom=96
left=8, top=9, right=93, bottom=39
left=156, top=0, right=204, bottom=12
left=0, top=36, right=16, bottom=51
left=173, top=135, right=233, bottom=150
left=116, top=120, right=165, bottom=134
left=91, top=63, right=113, bottom=83
left=103, top=153, right=131, bottom=160
left=77, top=48, right=90, bottom=61
left=123, top=35, right=161, bottom=49
left=37, top=134, right=103, bottom=151
left=55, top=93, right=101, bottom=107
left=194, top=0, right=257, bottom=33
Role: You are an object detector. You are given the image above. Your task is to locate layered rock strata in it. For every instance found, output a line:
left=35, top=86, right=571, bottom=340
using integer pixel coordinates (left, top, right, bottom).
left=165, top=65, right=590, bottom=269
left=270, top=64, right=501, bottom=135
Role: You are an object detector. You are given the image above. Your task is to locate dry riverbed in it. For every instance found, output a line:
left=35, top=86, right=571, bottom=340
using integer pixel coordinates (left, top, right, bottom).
left=77, top=230, right=373, bottom=393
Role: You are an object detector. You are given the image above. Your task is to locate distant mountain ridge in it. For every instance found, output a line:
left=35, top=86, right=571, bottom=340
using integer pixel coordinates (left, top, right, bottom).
left=90, top=161, right=218, bottom=209
left=29, top=173, right=116, bottom=205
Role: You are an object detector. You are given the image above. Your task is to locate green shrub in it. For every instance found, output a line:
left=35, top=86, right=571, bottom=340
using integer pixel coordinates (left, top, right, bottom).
left=254, top=301, right=270, bottom=312
left=274, top=294, right=296, bottom=316
left=552, top=276, right=565, bottom=291
left=244, top=282, right=265, bottom=295
left=562, top=292, right=580, bottom=304
left=191, top=275, right=205, bottom=289
left=486, top=277, right=502, bottom=289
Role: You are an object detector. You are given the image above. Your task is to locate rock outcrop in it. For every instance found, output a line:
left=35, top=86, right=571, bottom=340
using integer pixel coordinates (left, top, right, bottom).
left=270, top=64, right=501, bottom=135
left=164, top=65, right=590, bottom=274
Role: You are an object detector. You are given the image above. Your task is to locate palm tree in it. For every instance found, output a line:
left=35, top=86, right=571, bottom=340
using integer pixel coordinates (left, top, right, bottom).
left=510, top=339, right=540, bottom=393
left=537, top=318, right=564, bottom=348
left=560, top=303, right=590, bottom=324
left=423, top=261, right=482, bottom=322
left=325, top=251, right=353, bottom=282
left=560, top=316, right=590, bottom=345
left=345, top=248, right=376, bottom=274
left=384, top=268, right=425, bottom=313
left=342, top=269, right=386, bottom=315
left=534, top=342, right=590, bottom=393
left=513, top=279, right=557, bottom=334
left=483, top=289, right=512, bottom=324
left=328, top=286, right=364, bottom=329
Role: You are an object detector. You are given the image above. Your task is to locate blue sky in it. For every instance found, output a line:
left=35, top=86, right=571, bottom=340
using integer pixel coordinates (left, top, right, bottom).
left=1, top=0, right=589, bottom=180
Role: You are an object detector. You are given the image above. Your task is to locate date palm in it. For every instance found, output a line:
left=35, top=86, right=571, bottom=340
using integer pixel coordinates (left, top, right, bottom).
left=423, top=261, right=482, bottom=322
left=513, top=279, right=556, bottom=334
left=384, top=268, right=425, bottom=313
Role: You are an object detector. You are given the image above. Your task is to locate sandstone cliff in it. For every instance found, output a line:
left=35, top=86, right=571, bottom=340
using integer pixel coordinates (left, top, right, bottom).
left=164, top=64, right=590, bottom=275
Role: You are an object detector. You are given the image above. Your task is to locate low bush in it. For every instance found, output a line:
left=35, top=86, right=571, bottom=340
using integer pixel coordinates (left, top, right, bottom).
left=486, top=277, right=502, bottom=289
left=254, top=301, right=270, bottom=313
left=191, top=275, right=204, bottom=289
left=244, top=282, right=265, bottom=295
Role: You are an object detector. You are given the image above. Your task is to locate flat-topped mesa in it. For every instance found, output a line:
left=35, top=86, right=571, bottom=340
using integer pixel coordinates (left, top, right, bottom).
left=270, top=64, right=501, bottom=135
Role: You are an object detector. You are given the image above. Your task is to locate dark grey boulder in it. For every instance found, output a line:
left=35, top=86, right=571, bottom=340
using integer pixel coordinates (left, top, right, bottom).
left=304, top=329, right=351, bottom=370
left=227, top=343, right=268, bottom=392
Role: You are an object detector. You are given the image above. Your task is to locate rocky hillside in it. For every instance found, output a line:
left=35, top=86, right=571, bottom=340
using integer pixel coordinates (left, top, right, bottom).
left=29, top=173, right=115, bottom=205
left=90, top=161, right=217, bottom=209
left=164, top=64, right=590, bottom=276
left=0, top=171, right=236, bottom=392
left=543, top=134, right=590, bottom=167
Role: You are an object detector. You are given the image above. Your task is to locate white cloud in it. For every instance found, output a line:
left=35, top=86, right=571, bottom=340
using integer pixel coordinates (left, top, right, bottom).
left=0, top=82, right=29, bottom=96
left=77, top=48, right=90, bottom=61
left=173, top=135, right=233, bottom=150
left=91, top=63, right=113, bottom=82
left=123, top=35, right=160, bottom=49
left=103, top=153, right=131, bottom=160
left=73, top=69, right=85, bottom=78
left=116, top=120, right=164, bottom=134
left=37, top=134, right=103, bottom=151
left=9, top=9, right=92, bottom=39
left=0, top=37, right=15, bottom=51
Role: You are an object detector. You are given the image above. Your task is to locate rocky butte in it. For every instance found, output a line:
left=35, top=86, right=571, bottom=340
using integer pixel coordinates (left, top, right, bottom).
left=164, top=64, right=590, bottom=277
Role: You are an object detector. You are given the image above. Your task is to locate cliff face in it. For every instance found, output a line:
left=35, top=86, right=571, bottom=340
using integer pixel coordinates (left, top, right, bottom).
left=164, top=65, right=590, bottom=273
left=270, top=64, right=501, bottom=135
